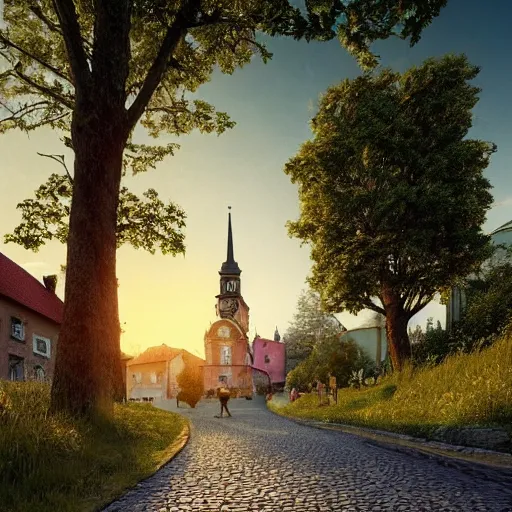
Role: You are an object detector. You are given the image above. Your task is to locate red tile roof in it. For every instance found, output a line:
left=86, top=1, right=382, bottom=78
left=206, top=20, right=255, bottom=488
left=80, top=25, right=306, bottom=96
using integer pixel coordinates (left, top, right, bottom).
left=127, top=345, right=205, bottom=367
left=0, top=252, right=63, bottom=324
left=127, top=344, right=182, bottom=366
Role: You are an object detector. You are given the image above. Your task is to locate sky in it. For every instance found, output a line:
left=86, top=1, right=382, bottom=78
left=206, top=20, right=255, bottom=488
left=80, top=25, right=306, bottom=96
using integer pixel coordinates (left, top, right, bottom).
left=1, top=0, right=511, bottom=358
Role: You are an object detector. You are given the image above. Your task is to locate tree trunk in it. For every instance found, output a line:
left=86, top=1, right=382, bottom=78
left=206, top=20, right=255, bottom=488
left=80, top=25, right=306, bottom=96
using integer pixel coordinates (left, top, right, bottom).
left=50, top=108, right=127, bottom=416
left=382, top=285, right=412, bottom=372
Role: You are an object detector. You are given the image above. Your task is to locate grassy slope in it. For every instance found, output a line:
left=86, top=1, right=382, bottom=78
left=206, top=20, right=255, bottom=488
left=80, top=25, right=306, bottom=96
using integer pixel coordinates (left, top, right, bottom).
left=0, top=382, right=187, bottom=512
left=270, top=336, right=512, bottom=439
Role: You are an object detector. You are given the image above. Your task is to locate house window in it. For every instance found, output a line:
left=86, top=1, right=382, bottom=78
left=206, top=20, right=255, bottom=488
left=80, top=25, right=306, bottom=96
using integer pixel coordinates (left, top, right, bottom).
left=133, top=372, right=142, bottom=384
left=150, top=372, right=157, bottom=384
left=220, top=346, right=232, bottom=365
left=33, top=335, right=51, bottom=358
left=34, top=366, right=45, bottom=382
left=264, top=355, right=270, bottom=364
left=8, top=355, right=24, bottom=381
left=11, top=317, right=24, bottom=341
left=157, top=372, right=163, bottom=384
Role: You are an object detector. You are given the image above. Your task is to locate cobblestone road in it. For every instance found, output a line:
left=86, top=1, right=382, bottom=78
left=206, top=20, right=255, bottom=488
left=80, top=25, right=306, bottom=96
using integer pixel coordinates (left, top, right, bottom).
left=103, top=397, right=512, bottom=512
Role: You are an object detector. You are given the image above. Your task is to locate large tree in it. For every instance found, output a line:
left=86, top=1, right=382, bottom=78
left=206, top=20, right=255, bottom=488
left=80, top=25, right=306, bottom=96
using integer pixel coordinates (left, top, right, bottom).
left=0, top=0, right=446, bottom=416
left=285, top=54, right=495, bottom=372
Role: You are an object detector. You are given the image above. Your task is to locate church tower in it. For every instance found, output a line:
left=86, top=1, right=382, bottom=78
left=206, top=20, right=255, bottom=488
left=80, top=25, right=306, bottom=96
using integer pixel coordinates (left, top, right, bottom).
left=203, top=208, right=252, bottom=393
left=215, top=208, right=250, bottom=334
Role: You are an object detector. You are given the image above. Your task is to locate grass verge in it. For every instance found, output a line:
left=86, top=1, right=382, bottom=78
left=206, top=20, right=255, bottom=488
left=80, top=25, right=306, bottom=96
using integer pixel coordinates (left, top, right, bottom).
left=269, top=335, right=512, bottom=443
left=0, top=382, right=188, bottom=512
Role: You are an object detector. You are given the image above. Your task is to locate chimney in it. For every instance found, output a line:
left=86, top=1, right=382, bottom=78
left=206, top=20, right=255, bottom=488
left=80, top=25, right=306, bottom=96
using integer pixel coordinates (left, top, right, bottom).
left=43, top=275, right=57, bottom=293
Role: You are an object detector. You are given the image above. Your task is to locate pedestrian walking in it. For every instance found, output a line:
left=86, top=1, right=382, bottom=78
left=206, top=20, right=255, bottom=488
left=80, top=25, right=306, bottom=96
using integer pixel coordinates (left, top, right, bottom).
left=214, top=386, right=232, bottom=418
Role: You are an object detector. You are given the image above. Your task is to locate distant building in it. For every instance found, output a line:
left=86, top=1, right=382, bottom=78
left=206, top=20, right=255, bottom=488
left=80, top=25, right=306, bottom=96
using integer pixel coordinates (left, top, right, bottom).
left=203, top=210, right=253, bottom=395
left=252, top=327, right=286, bottom=388
left=446, top=220, right=512, bottom=329
left=339, top=326, right=387, bottom=364
left=120, top=351, right=134, bottom=397
left=0, top=252, right=63, bottom=382
left=126, top=344, right=204, bottom=401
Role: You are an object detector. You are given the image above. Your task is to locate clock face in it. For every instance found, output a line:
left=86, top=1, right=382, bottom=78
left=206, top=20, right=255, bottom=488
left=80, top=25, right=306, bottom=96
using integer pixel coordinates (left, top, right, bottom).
left=217, top=326, right=231, bottom=338
left=219, top=298, right=239, bottom=317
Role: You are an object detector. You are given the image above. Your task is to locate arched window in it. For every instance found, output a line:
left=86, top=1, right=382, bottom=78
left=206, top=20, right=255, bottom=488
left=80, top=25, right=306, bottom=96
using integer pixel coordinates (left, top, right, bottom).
left=34, top=366, right=45, bottom=382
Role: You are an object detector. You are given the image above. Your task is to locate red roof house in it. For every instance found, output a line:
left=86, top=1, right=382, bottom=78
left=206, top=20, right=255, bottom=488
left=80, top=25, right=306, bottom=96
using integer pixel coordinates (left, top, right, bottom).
left=0, top=252, right=63, bottom=382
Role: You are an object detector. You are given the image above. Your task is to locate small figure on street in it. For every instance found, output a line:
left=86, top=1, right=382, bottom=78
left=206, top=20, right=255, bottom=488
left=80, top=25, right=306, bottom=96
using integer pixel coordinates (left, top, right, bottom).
left=290, top=387, right=298, bottom=402
left=214, top=386, right=232, bottom=418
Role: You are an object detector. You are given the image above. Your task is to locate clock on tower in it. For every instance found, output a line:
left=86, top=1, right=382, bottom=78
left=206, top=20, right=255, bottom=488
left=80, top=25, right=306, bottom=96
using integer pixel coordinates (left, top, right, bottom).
left=215, top=208, right=250, bottom=333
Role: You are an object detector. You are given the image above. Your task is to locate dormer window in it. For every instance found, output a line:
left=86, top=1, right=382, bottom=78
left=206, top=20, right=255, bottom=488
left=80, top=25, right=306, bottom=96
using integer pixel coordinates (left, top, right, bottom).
left=33, top=335, right=51, bottom=358
left=11, top=317, right=24, bottom=341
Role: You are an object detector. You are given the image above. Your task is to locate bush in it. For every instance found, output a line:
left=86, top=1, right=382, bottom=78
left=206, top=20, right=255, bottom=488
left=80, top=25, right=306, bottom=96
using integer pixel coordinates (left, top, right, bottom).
left=412, top=325, right=452, bottom=366
left=286, top=337, right=375, bottom=391
left=176, top=357, right=204, bottom=408
left=454, top=260, right=512, bottom=352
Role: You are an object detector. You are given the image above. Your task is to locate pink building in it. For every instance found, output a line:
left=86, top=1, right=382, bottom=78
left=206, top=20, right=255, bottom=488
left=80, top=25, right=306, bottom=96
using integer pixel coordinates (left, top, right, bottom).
left=252, top=328, right=286, bottom=387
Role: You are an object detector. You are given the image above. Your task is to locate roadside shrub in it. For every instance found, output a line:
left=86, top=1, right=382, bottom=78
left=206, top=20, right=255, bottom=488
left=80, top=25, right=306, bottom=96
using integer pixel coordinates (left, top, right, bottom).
left=286, top=338, right=374, bottom=391
left=176, top=357, right=204, bottom=408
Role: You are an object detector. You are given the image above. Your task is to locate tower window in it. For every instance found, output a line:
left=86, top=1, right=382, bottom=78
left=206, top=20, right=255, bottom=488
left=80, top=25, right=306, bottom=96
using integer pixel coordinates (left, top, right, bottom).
left=264, top=355, right=270, bottom=364
left=220, top=346, right=232, bottom=365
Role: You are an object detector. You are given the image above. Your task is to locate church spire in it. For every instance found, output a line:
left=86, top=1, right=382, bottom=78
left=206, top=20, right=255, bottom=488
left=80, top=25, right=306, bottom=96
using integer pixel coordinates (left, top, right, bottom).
left=220, top=207, right=241, bottom=275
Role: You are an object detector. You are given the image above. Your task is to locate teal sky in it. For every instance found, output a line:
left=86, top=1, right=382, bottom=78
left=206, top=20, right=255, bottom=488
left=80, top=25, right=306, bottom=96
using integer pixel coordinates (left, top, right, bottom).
left=1, top=0, right=511, bottom=356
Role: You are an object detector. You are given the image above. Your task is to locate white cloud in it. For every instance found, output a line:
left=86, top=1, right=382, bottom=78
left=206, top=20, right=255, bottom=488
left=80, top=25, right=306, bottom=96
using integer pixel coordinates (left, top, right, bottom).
left=493, top=196, right=512, bottom=208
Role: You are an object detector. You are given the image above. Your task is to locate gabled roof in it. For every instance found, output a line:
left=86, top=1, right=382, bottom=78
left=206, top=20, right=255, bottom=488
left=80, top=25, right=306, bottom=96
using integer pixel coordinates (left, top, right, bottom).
left=0, top=252, right=63, bottom=324
left=127, top=344, right=182, bottom=366
left=127, top=345, right=205, bottom=367
left=182, top=349, right=206, bottom=366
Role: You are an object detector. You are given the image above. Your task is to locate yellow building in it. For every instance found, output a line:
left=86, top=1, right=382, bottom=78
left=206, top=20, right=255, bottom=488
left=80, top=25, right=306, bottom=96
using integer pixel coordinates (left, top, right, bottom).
left=126, top=344, right=204, bottom=401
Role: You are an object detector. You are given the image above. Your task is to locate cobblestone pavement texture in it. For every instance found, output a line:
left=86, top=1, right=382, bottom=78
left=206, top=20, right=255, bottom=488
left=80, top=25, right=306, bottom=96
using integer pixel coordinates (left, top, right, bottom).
left=103, top=397, right=512, bottom=512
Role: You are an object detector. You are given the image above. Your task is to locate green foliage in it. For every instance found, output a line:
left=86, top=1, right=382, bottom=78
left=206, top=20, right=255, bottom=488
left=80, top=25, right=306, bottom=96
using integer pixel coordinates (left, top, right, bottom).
left=454, top=259, right=512, bottom=351
left=0, top=381, right=187, bottom=512
left=284, top=288, right=345, bottom=372
left=0, top=0, right=446, bottom=138
left=413, top=258, right=512, bottom=366
left=4, top=173, right=186, bottom=255
left=285, top=54, right=495, bottom=369
left=176, top=356, right=204, bottom=409
left=412, top=322, right=451, bottom=366
left=272, top=334, right=512, bottom=439
left=286, top=336, right=372, bottom=391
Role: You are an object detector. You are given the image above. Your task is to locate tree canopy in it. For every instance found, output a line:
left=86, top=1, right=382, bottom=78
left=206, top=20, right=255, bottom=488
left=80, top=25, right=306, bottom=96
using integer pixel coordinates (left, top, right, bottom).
left=285, top=54, right=495, bottom=371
